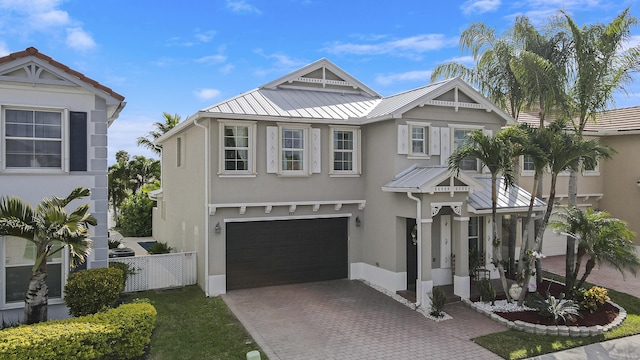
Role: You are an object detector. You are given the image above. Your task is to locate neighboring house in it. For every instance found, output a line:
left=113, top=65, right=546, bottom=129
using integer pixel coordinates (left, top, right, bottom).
left=518, top=107, right=640, bottom=255
left=153, top=59, right=544, bottom=306
left=0, top=47, right=126, bottom=320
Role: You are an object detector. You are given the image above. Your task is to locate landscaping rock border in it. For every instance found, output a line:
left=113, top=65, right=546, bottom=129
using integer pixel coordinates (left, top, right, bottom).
left=463, top=298, right=626, bottom=337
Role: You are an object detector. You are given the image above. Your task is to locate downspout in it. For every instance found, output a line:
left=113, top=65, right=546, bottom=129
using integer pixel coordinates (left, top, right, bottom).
left=407, top=192, right=422, bottom=307
left=193, top=117, right=210, bottom=296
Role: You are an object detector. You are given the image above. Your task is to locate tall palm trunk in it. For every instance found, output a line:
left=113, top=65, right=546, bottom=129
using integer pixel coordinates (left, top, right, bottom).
left=24, top=262, right=48, bottom=324
left=492, top=175, right=511, bottom=302
left=566, top=170, right=579, bottom=293
left=518, top=173, right=558, bottom=305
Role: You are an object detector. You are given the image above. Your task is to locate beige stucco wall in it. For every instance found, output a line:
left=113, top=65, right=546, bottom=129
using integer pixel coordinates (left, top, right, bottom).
left=600, top=134, right=640, bottom=244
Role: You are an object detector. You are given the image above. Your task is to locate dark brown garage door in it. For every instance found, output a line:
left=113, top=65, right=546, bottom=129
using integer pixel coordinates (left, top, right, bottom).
left=226, top=217, right=348, bottom=290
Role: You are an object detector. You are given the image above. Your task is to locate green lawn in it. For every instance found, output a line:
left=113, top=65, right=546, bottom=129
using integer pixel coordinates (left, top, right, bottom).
left=474, top=273, right=640, bottom=359
left=124, top=286, right=266, bottom=360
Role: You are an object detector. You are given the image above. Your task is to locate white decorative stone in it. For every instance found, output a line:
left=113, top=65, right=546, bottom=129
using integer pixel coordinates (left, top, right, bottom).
left=557, top=325, right=570, bottom=336
left=524, top=323, right=536, bottom=334
left=514, top=320, right=525, bottom=331
left=535, top=324, right=547, bottom=335
left=569, top=327, right=581, bottom=337
left=508, top=284, right=523, bottom=300
left=579, top=326, right=590, bottom=337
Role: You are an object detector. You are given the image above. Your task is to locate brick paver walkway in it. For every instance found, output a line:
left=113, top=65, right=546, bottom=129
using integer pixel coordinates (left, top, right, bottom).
left=223, top=279, right=505, bottom=360
left=542, top=255, right=640, bottom=297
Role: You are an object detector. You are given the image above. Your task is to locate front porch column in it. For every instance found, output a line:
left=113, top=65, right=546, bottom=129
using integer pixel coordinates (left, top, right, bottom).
left=453, top=216, right=470, bottom=299
left=419, top=219, right=433, bottom=307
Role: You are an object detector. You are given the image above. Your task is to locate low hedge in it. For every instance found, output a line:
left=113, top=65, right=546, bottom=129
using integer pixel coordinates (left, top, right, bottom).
left=0, top=302, right=156, bottom=360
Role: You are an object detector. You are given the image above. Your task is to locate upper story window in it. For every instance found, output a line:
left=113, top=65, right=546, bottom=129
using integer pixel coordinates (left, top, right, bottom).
left=583, top=159, right=600, bottom=176
left=281, top=126, right=307, bottom=174
left=408, top=122, right=430, bottom=158
left=4, top=109, right=62, bottom=169
left=453, top=128, right=479, bottom=171
left=218, top=120, right=256, bottom=176
left=330, top=126, right=360, bottom=176
left=521, top=154, right=535, bottom=175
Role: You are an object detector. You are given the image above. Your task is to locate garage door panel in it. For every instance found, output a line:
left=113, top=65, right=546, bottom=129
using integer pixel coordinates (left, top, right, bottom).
left=226, top=218, right=348, bottom=290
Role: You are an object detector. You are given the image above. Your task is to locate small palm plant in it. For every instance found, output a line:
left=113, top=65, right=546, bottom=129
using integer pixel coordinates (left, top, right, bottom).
left=0, top=187, right=95, bottom=324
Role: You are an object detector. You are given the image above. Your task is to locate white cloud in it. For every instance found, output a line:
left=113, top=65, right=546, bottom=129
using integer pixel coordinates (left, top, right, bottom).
left=193, top=88, right=221, bottom=101
left=461, top=0, right=501, bottom=16
left=324, top=34, right=458, bottom=58
left=376, top=70, right=432, bottom=86
left=195, top=54, right=227, bottom=64
left=195, top=30, right=216, bottom=43
left=253, top=50, right=308, bottom=76
left=107, top=117, right=158, bottom=165
left=226, top=0, right=262, bottom=14
left=220, top=63, right=235, bottom=74
left=66, top=27, right=96, bottom=51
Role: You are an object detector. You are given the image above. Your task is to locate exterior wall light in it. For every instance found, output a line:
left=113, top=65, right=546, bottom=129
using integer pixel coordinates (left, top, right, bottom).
left=355, top=216, right=361, bottom=227
left=214, top=222, right=221, bottom=234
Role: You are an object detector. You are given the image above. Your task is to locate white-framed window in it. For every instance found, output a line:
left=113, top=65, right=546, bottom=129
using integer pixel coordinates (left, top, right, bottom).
left=3, top=107, right=64, bottom=171
left=521, top=154, right=535, bottom=176
left=452, top=127, right=481, bottom=171
left=330, top=126, right=360, bottom=176
left=583, top=159, right=600, bottom=176
left=407, top=121, right=430, bottom=158
left=1, top=236, right=66, bottom=308
left=279, top=124, right=309, bottom=176
left=218, top=120, right=257, bottom=176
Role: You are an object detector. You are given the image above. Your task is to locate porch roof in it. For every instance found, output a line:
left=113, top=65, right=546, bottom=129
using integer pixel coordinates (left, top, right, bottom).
left=467, top=177, right=546, bottom=214
left=382, top=166, right=546, bottom=214
left=381, top=166, right=484, bottom=195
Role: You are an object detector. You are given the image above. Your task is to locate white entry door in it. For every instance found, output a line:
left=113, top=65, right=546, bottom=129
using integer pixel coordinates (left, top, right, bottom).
left=441, top=215, right=451, bottom=268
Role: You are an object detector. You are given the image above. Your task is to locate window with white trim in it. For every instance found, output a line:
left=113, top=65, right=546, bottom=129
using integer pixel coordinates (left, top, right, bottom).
left=583, top=159, right=600, bottom=176
left=330, top=126, right=360, bottom=175
left=453, top=128, right=479, bottom=171
left=408, top=122, right=430, bottom=158
left=280, top=125, right=309, bottom=175
left=521, top=154, right=535, bottom=175
left=4, top=108, right=63, bottom=169
left=2, top=236, right=65, bottom=307
left=218, top=121, right=256, bottom=176
left=468, top=216, right=484, bottom=260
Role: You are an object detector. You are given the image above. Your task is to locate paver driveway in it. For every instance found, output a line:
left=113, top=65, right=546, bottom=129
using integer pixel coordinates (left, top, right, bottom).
left=222, top=279, right=506, bottom=360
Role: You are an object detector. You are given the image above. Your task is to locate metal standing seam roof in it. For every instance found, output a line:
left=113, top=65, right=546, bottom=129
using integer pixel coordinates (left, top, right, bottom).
left=467, top=177, right=546, bottom=212
left=203, top=87, right=381, bottom=121
left=365, top=80, right=452, bottom=119
left=382, top=166, right=450, bottom=190
left=383, top=166, right=545, bottom=212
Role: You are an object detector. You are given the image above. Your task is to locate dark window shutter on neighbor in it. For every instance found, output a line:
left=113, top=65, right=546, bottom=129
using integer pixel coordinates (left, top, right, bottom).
left=69, top=112, right=87, bottom=171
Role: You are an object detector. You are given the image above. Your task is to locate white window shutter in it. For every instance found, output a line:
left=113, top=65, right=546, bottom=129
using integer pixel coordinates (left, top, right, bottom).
left=482, top=129, right=493, bottom=173
left=311, top=128, right=321, bottom=174
left=440, top=127, right=450, bottom=166
left=397, top=125, right=408, bottom=155
left=430, top=127, right=440, bottom=155
left=266, top=126, right=278, bottom=173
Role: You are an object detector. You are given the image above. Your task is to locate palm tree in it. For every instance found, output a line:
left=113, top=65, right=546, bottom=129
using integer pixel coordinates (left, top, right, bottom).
left=551, top=207, right=640, bottom=293
left=108, top=151, right=131, bottom=227
left=517, top=121, right=613, bottom=302
left=431, top=22, right=525, bottom=119
left=136, top=112, right=181, bottom=156
left=449, top=129, right=520, bottom=302
left=0, top=187, right=96, bottom=324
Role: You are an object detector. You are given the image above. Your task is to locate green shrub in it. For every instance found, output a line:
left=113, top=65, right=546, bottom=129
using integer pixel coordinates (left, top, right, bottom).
left=118, top=192, right=154, bottom=237
left=64, top=267, right=124, bottom=317
left=477, top=279, right=496, bottom=305
left=576, top=286, right=610, bottom=313
left=108, top=261, right=137, bottom=288
left=429, top=286, right=447, bottom=317
left=0, top=303, right=156, bottom=360
left=147, top=241, right=173, bottom=254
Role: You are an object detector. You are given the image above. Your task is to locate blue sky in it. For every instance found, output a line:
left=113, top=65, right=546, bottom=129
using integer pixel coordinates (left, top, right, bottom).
left=1, top=0, right=639, bottom=164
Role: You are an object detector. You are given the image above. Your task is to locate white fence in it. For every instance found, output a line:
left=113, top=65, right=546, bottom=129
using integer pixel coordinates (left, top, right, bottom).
left=109, top=252, right=197, bottom=293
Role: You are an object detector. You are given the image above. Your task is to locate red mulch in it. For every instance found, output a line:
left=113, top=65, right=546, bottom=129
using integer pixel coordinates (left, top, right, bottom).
left=494, top=280, right=619, bottom=326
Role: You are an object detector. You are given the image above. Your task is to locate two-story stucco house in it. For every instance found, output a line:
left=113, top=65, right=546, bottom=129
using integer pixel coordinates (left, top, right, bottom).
left=0, top=47, right=126, bottom=320
left=152, top=59, right=544, bottom=306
